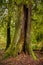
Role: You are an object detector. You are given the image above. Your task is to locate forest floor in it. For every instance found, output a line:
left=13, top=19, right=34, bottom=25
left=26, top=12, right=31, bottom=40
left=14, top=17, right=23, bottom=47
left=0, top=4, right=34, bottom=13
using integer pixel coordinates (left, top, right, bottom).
left=0, top=50, right=43, bottom=65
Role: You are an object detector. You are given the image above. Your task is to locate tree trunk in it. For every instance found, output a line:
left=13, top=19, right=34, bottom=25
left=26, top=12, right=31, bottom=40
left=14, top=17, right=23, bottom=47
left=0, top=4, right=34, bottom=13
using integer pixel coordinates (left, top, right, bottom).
left=4, top=5, right=25, bottom=58
left=4, top=2, right=37, bottom=60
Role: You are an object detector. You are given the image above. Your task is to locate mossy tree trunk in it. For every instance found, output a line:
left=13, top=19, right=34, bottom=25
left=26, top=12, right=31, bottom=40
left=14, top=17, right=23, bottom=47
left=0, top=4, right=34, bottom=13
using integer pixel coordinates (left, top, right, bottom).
left=4, top=5, right=25, bottom=58
left=4, top=1, right=37, bottom=60
left=26, top=3, right=37, bottom=60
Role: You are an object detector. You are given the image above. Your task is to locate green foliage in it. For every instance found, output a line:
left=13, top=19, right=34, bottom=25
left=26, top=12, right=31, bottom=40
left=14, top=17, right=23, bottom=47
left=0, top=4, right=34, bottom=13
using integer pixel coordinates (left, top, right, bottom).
left=14, top=0, right=33, bottom=6
left=31, top=0, right=43, bottom=44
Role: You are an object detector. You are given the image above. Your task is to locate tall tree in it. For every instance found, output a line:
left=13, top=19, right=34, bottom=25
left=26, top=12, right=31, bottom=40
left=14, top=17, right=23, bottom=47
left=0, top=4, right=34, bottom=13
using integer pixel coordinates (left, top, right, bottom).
left=25, top=2, right=37, bottom=60
left=4, top=0, right=37, bottom=60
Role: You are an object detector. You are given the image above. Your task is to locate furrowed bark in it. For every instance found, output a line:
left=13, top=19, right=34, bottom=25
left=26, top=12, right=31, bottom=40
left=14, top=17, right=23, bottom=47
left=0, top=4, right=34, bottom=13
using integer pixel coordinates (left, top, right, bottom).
left=26, top=2, right=37, bottom=60
left=23, top=5, right=28, bottom=52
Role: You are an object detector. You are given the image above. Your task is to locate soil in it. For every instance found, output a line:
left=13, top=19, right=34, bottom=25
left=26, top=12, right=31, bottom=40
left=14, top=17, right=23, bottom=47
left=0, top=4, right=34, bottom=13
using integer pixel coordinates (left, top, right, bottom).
left=0, top=50, right=43, bottom=65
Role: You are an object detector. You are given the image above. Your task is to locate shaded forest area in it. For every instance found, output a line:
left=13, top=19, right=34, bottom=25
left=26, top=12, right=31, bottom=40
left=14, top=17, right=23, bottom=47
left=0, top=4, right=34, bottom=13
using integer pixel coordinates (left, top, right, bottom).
left=0, top=0, right=43, bottom=65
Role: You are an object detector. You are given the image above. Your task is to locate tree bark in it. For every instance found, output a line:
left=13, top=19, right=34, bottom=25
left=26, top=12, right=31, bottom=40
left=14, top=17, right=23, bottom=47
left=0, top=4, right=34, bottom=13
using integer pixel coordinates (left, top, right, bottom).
left=4, top=1, right=37, bottom=60
left=4, top=5, right=25, bottom=58
left=23, top=5, right=28, bottom=52
left=26, top=2, right=37, bottom=60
